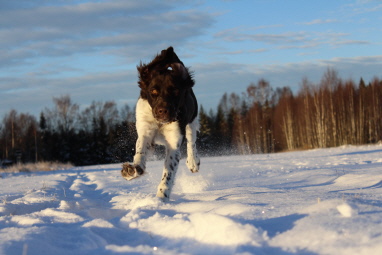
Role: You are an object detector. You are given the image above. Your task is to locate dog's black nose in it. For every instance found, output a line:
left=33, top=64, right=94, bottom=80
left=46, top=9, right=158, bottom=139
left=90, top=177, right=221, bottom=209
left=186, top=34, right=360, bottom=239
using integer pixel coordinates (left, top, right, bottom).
left=157, top=107, right=168, bottom=117
left=155, top=106, right=170, bottom=120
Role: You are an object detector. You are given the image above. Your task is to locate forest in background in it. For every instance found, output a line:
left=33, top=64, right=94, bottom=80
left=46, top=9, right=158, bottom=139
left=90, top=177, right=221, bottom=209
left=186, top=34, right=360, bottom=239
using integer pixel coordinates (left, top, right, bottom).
left=1, top=69, right=382, bottom=166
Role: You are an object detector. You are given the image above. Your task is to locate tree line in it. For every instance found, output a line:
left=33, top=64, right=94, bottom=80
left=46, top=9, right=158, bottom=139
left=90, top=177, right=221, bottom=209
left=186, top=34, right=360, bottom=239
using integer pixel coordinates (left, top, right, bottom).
left=199, top=69, right=382, bottom=155
left=0, top=97, right=137, bottom=166
left=1, top=69, right=381, bottom=166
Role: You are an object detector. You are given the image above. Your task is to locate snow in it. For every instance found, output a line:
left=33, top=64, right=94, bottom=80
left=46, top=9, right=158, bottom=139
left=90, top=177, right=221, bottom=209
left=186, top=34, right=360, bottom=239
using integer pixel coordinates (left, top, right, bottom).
left=1, top=144, right=382, bottom=254
left=336, top=203, right=357, bottom=218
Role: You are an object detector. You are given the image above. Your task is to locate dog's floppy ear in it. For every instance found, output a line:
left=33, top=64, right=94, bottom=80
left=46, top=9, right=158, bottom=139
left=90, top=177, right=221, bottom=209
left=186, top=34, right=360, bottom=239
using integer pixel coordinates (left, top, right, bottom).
left=161, top=46, right=184, bottom=65
left=171, top=63, right=194, bottom=88
left=161, top=46, right=174, bottom=56
left=137, top=62, right=150, bottom=99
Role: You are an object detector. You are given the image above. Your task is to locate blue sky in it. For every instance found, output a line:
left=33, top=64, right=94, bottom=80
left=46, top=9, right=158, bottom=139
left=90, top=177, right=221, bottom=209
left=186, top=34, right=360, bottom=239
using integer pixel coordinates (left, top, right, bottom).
left=1, top=0, right=382, bottom=118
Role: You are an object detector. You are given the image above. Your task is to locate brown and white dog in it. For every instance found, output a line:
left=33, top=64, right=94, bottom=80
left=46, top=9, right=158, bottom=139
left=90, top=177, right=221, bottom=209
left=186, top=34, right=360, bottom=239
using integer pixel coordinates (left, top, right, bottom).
left=121, top=47, right=200, bottom=201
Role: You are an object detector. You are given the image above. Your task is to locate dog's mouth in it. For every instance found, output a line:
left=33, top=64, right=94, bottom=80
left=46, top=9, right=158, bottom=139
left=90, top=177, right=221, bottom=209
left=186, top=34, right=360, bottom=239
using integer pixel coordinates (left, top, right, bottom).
left=154, top=115, right=176, bottom=124
left=156, top=119, right=172, bottom=124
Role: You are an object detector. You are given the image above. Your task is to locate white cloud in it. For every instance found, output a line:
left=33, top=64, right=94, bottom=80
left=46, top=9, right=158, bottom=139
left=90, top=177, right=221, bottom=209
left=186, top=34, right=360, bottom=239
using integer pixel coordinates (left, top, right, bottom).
left=300, top=19, right=338, bottom=25
left=215, top=48, right=268, bottom=55
left=215, top=27, right=372, bottom=51
left=214, top=28, right=308, bottom=45
left=331, top=40, right=370, bottom=46
left=0, top=0, right=214, bottom=67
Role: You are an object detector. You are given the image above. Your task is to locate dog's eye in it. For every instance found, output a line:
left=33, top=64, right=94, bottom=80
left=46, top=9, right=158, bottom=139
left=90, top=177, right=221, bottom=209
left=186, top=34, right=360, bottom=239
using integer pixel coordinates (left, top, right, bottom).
left=173, top=89, right=180, bottom=96
left=151, top=89, right=159, bottom=96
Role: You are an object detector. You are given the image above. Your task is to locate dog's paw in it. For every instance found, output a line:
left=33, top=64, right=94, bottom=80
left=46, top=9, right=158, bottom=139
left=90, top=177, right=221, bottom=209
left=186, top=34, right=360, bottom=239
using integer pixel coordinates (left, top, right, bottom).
left=186, top=157, right=200, bottom=173
left=121, top=163, right=144, bottom=181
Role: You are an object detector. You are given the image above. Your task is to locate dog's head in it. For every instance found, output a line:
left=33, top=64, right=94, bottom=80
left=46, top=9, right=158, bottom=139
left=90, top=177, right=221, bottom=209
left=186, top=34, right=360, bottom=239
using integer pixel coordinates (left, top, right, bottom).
left=137, top=47, right=194, bottom=123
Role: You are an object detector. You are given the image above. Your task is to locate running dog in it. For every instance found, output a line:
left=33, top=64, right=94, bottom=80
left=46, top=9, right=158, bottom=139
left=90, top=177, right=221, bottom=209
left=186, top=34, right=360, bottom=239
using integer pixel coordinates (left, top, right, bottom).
left=121, top=47, right=200, bottom=201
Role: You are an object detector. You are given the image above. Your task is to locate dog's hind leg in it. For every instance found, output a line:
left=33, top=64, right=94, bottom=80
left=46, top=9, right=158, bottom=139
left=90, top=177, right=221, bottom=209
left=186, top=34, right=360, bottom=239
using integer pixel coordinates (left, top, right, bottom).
left=156, top=123, right=183, bottom=201
left=185, top=119, right=200, bottom=173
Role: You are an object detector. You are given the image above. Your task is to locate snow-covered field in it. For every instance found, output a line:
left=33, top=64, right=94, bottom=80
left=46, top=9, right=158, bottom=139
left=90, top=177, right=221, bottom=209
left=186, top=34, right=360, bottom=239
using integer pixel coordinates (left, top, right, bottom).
left=1, top=144, right=382, bottom=255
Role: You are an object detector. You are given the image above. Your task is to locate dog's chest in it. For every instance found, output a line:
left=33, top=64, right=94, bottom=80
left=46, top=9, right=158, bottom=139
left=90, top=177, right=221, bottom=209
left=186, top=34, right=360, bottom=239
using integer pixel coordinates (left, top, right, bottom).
left=136, top=98, right=182, bottom=145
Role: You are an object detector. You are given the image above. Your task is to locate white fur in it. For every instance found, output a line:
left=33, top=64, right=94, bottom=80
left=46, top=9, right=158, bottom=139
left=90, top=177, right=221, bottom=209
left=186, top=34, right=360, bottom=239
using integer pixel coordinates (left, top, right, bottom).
left=132, top=98, right=199, bottom=201
left=185, top=118, right=200, bottom=172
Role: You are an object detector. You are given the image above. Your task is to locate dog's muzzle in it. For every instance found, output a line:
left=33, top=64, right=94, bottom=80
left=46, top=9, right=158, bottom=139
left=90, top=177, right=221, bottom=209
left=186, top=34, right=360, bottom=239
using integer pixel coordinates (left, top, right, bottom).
left=153, top=106, right=178, bottom=124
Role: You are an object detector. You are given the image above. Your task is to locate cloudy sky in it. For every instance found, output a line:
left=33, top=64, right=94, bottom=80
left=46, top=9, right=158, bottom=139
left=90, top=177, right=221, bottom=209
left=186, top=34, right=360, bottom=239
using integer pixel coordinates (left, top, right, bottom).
left=1, top=0, right=382, bottom=118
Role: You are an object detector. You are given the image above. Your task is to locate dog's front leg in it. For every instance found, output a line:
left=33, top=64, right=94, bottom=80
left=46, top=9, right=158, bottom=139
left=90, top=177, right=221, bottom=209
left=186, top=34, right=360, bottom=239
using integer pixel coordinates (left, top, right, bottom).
left=121, top=128, right=156, bottom=180
left=156, top=123, right=183, bottom=201
left=122, top=99, right=157, bottom=181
